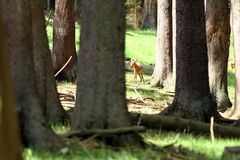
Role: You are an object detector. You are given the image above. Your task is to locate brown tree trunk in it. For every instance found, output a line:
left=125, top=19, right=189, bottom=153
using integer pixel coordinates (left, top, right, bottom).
left=206, top=0, right=232, bottom=112
left=0, top=0, right=63, bottom=149
left=141, top=0, right=157, bottom=29
left=72, top=0, right=141, bottom=146
left=52, top=0, right=77, bottom=80
left=74, top=0, right=81, bottom=22
left=0, top=14, right=22, bottom=160
left=32, top=0, right=68, bottom=124
left=163, top=0, right=216, bottom=122
left=150, top=0, right=173, bottom=87
left=228, top=0, right=240, bottom=118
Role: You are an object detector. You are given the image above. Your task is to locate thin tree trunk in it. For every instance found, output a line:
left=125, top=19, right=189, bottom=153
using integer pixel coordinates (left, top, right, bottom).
left=163, top=0, right=216, bottom=122
left=141, top=0, right=157, bottom=29
left=206, top=0, right=232, bottom=112
left=0, top=14, right=22, bottom=160
left=52, top=0, right=77, bottom=80
left=229, top=0, right=240, bottom=118
left=150, top=0, right=173, bottom=87
left=72, top=0, right=141, bottom=146
left=0, top=0, right=63, bottom=149
left=32, top=0, right=68, bottom=124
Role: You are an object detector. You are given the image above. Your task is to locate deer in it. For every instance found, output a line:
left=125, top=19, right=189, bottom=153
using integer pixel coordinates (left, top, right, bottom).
left=130, top=59, right=144, bottom=83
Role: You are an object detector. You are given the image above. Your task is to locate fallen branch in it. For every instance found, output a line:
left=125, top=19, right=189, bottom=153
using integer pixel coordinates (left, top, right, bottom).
left=130, top=113, right=240, bottom=138
left=133, top=84, right=145, bottom=103
left=63, top=126, right=146, bottom=138
left=55, top=56, right=72, bottom=77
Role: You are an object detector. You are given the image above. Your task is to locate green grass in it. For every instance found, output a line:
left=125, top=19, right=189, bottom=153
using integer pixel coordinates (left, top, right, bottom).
left=23, top=129, right=240, bottom=160
left=143, top=131, right=240, bottom=160
left=125, top=30, right=156, bottom=65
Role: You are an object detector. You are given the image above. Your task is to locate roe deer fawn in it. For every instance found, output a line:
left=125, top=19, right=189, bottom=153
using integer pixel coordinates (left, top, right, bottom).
left=130, top=59, right=144, bottom=83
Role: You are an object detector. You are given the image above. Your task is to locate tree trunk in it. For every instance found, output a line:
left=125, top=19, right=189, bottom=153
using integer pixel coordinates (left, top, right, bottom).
left=52, top=0, right=77, bottom=81
left=141, top=0, right=157, bottom=29
left=0, top=0, right=63, bottom=149
left=72, top=0, right=141, bottom=146
left=150, top=0, right=173, bottom=87
left=229, top=0, right=240, bottom=118
left=0, top=14, right=22, bottom=160
left=163, top=0, right=216, bottom=122
left=206, top=0, right=232, bottom=112
left=32, top=0, right=68, bottom=124
left=74, top=0, right=81, bottom=22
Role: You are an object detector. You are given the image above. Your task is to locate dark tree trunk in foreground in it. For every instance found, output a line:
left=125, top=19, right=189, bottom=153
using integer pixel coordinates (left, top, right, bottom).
left=0, top=0, right=63, bottom=149
left=32, top=0, right=68, bottom=124
left=228, top=0, right=240, bottom=118
left=141, top=0, right=157, bottom=29
left=206, top=0, right=232, bottom=112
left=72, top=0, right=140, bottom=146
left=163, top=0, right=216, bottom=121
left=0, top=14, right=22, bottom=160
left=52, top=0, right=77, bottom=80
left=150, top=0, right=173, bottom=87
left=74, top=0, right=81, bottom=22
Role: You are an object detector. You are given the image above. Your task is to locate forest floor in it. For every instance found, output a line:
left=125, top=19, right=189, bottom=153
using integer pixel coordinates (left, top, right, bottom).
left=57, top=72, right=174, bottom=116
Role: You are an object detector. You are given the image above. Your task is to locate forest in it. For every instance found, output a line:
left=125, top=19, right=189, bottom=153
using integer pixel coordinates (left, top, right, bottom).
left=1, top=0, right=240, bottom=160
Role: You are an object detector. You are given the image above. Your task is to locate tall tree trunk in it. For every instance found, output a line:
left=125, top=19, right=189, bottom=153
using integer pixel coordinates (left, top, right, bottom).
left=206, top=0, right=232, bottom=112
left=32, top=0, right=68, bottom=124
left=141, top=0, right=157, bottom=29
left=229, top=0, right=240, bottom=118
left=150, top=0, right=173, bottom=87
left=0, top=14, right=22, bottom=160
left=0, top=0, right=63, bottom=149
left=74, top=0, right=81, bottom=22
left=163, top=0, right=216, bottom=122
left=52, top=0, right=77, bottom=80
left=72, top=0, right=141, bottom=146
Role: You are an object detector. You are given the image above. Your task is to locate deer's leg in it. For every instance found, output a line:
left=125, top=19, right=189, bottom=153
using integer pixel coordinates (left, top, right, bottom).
left=132, top=70, right=137, bottom=83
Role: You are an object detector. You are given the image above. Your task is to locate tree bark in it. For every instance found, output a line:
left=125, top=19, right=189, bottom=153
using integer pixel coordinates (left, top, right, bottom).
left=150, top=0, right=173, bottom=87
left=0, top=0, right=63, bottom=149
left=0, top=13, right=22, bottom=160
left=163, top=0, right=216, bottom=122
left=32, top=0, right=68, bottom=124
left=72, top=0, right=141, bottom=146
left=206, top=0, right=232, bottom=112
left=52, top=0, right=77, bottom=80
left=141, top=0, right=157, bottom=29
left=229, top=0, right=240, bottom=118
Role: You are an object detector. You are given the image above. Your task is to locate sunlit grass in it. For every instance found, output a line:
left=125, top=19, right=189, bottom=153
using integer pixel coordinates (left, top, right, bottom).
left=125, top=30, right=156, bottom=65
left=23, top=129, right=240, bottom=160
left=145, top=131, right=240, bottom=160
